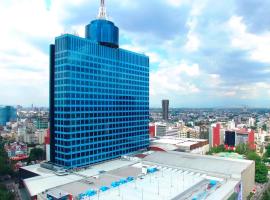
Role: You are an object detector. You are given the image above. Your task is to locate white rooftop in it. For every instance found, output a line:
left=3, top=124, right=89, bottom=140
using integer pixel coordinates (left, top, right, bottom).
left=77, top=165, right=233, bottom=200
left=150, top=136, right=208, bottom=151
left=22, top=159, right=135, bottom=196
left=21, top=152, right=254, bottom=200
left=24, top=174, right=82, bottom=196
left=21, top=164, right=54, bottom=177
left=143, top=151, right=253, bottom=179
left=77, top=159, right=135, bottom=177
left=153, top=136, right=207, bottom=145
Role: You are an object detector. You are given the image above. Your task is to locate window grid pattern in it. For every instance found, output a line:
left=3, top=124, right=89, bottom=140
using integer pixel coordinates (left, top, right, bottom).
left=53, top=34, right=149, bottom=168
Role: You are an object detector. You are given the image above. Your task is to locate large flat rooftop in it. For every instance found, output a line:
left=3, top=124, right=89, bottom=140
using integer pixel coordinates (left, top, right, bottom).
left=150, top=136, right=208, bottom=152
left=81, top=166, right=223, bottom=200
left=22, top=159, right=136, bottom=196
left=143, top=151, right=253, bottom=179
left=21, top=151, right=254, bottom=200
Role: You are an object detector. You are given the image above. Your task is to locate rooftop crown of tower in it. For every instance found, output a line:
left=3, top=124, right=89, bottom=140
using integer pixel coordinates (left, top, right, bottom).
left=85, top=0, right=119, bottom=48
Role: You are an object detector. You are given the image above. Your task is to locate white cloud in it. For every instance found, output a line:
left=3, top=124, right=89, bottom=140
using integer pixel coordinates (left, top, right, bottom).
left=121, top=41, right=163, bottom=64
left=184, top=18, right=200, bottom=52
left=208, top=74, right=222, bottom=87
left=183, top=0, right=207, bottom=52
left=0, top=0, right=89, bottom=106
left=150, top=61, right=200, bottom=100
left=0, top=0, right=269, bottom=107
left=223, top=91, right=237, bottom=97
left=190, top=0, right=207, bottom=16
left=216, top=82, right=270, bottom=100
left=158, top=61, right=200, bottom=76
left=228, top=16, right=270, bottom=63
left=167, top=0, right=186, bottom=7
left=185, top=31, right=200, bottom=52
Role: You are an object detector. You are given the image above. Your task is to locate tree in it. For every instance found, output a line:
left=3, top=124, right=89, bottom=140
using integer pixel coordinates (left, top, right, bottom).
left=0, top=184, right=14, bottom=200
left=207, top=145, right=226, bottom=154
left=235, top=143, right=250, bottom=155
left=0, top=140, right=13, bottom=176
left=246, top=151, right=261, bottom=162
left=246, top=151, right=268, bottom=183
left=262, top=124, right=267, bottom=131
left=263, top=145, right=270, bottom=162
left=207, top=142, right=269, bottom=184
left=28, top=148, right=45, bottom=162
left=262, top=185, right=270, bottom=200
left=264, top=144, right=270, bottom=158
left=255, top=162, right=268, bottom=183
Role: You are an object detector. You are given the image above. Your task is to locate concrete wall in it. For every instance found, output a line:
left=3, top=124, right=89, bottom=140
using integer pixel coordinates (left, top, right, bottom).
left=241, top=160, right=255, bottom=199
left=190, top=144, right=209, bottom=155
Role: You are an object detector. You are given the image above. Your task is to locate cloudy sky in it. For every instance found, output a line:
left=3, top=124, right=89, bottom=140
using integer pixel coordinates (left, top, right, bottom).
left=0, top=0, right=270, bottom=108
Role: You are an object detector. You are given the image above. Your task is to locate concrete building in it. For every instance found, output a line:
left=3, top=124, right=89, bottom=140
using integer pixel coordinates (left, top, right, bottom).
left=33, top=117, right=48, bottom=129
left=248, top=118, right=255, bottom=127
left=209, top=123, right=224, bottom=148
left=166, top=127, right=180, bottom=136
left=179, top=127, right=189, bottom=138
left=224, top=129, right=255, bottom=150
left=162, top=99, right=169, bottom=121
left=17, top=127, right=27, bottom=142
left=35, top=129, right=46, bottom=144
left=149, top=123, right=156, bottom=138
left=44, top=129, right=50, bottom=161
left=155, top=123, right=167, bottom=137
left=5, top=142, right=27, bottom=158
left=143, top=152, right=255, bottom=200
left=228, top=120, right=235, bottom=130
left=23, top=133, right=38, bottom=144
left=19, top=128, right=46, bottom=145
left=177, top=125, right=202, bottom=139
left=20, top=151, right=255, bottom=200
left=150, top=136, right=209, bottom=154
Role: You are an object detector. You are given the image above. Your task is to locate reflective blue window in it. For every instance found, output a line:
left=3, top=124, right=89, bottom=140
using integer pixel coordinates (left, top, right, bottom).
left=53, top=34, right=149, bottom=168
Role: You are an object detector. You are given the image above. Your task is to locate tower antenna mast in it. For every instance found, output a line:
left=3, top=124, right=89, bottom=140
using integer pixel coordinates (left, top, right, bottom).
left=98, top=0, right=107, bottom=19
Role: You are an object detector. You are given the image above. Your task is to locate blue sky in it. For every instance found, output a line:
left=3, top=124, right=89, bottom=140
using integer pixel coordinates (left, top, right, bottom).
left=0, top=0, right=270, bottom=108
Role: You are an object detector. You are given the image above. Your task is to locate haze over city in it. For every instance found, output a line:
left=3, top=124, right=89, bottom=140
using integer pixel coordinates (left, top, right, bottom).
left=1, top=0, right=270, bottom=107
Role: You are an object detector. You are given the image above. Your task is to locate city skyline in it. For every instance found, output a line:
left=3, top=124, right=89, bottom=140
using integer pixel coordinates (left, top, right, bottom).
left=1, top=0, right=270, bottom=107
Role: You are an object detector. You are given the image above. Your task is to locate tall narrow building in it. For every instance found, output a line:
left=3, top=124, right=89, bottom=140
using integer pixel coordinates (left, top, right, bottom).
left=49, top=0, right=149, bottom=168
left=162, top=99, right=169, bottom=121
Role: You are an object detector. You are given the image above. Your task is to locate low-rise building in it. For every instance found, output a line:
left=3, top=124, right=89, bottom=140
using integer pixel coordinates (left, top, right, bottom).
left=155, top=123, right=167, bottom=137
left=150, top=136, right=209, bottom=154
left=149, top=123, right=155, bottom=138
left=224, top=128, right=255, bottom=149
left=19, top=151, right=255, bottom=200
left=4, top=142, right=28, bottom=161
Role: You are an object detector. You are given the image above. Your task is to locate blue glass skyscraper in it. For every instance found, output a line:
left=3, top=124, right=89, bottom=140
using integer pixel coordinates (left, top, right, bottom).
left=49, top=0, right=149, bottom=168
left=0, top=106, right=17, bottom=126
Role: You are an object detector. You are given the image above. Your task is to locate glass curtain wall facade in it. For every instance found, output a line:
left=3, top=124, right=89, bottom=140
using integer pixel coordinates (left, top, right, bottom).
left=50, top=34, right=149, bottom=168
left=0, top=106, right=17, bottom=126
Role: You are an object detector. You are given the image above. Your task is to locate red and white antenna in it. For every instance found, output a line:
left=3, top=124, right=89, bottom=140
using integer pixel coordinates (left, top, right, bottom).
left=98, top=0, right=107, bottom=19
